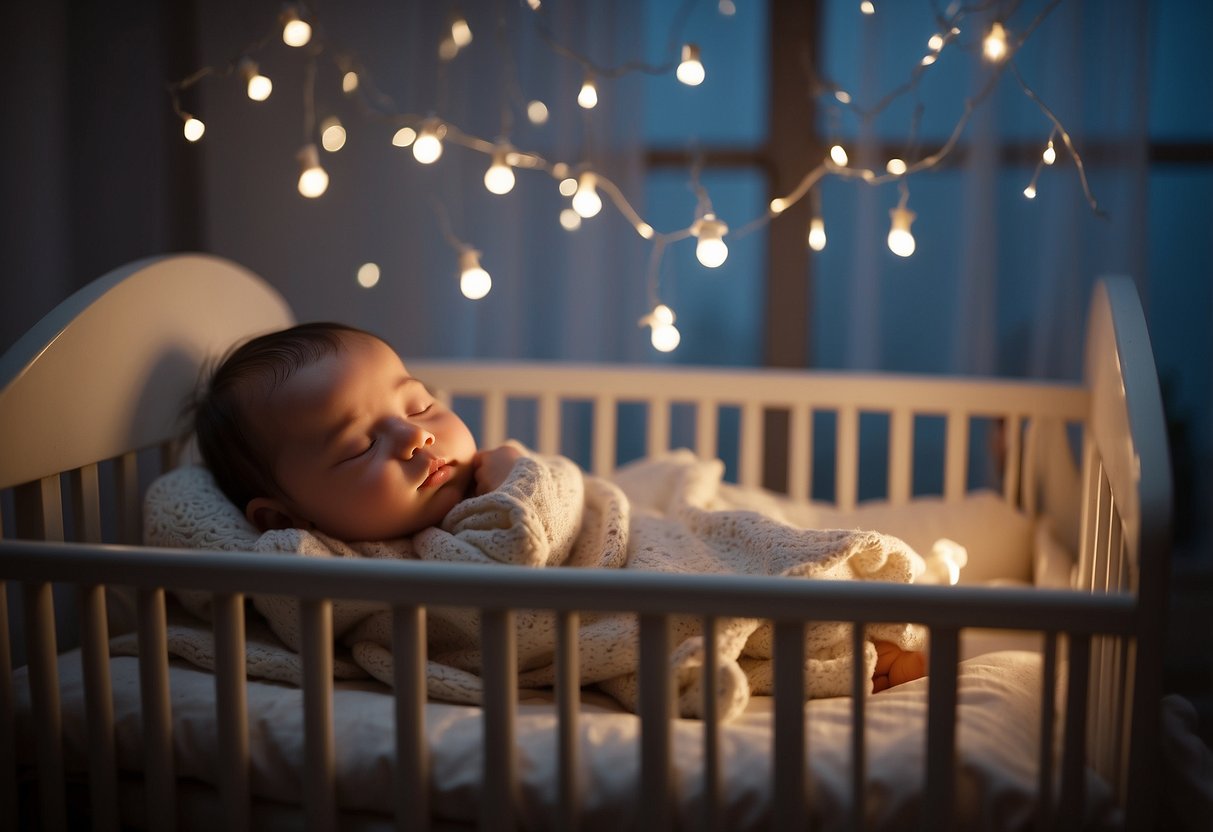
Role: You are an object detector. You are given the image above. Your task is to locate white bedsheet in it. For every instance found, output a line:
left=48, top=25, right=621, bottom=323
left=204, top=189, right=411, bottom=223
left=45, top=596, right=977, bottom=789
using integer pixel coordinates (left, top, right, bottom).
left=14, top=649, right=1120, bottom=831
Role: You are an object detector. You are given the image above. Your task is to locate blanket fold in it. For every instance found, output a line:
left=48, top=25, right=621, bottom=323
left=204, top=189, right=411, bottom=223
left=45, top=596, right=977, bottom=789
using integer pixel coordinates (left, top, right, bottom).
left=139, top=448, right=932, bottom=721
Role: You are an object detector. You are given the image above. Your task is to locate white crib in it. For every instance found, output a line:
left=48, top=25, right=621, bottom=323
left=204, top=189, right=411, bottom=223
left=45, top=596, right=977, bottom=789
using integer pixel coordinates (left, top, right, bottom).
left=0, top=253, right=1172, bottom=830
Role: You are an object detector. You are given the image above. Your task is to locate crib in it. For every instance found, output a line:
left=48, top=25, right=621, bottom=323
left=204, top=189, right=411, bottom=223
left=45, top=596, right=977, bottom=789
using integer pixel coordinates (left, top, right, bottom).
left=0, top=253, right=1172, bottom=830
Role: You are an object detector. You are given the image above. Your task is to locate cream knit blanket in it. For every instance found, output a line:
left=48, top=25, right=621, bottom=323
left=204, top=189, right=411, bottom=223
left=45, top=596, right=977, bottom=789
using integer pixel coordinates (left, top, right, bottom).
left=134, top=447, right=928, bottom=720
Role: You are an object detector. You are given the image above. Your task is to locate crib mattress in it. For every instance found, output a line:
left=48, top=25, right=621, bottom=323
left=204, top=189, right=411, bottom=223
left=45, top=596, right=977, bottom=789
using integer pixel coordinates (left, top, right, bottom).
left=13, top=648, right=1120, bottom=831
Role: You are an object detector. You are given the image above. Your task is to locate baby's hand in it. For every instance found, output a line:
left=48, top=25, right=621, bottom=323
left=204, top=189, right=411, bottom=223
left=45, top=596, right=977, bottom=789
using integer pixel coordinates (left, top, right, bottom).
left=473, top=444, right=524, bottom=496
left=872, top=641, right=927, bottom=692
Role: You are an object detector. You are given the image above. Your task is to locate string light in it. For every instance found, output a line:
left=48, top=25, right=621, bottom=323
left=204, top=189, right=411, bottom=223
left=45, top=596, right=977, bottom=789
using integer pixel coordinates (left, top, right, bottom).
left=527, top=100, right=549, bottom=124
left=1023, top=184, right=1037, bottom=199
left=182, top=114, right=205, bottom=142
left=342, top=71, right=359, bottom=93
left=240, top=58, right=273, bottom=101
left=484, top=148, right=516, bottom=195
left=558, top=177, right=578, bottom=197
left=450, top=14, right=473, bottom=48
left=356, top=262, right=380, bottom=288
left=1043, top=138, right=1057, bottom=165
left=641, top=304, right=681, bottom=352
left=458, top=249, right=492, bottom=299
left=830, top=144, right=849, bottom=166
left=320, top=117, right=346, bottom=152
left=887, top=204, right=916, bottom=257
left=983, top=22, right=1009, bottom=62
left=808, top=216, right=827, bottom=252
left=438, top=36, right=459, bottom=61
left=559, top=208, right=582, bottom=230
left=412, top=120, right=444, bottom=164
left=693, top=213, right=729, bottom=268
left=577, top=75, right=598, bottom=109
left=296, top=144, right=329, bottom=198
left=920, top=53, right=937, bottom=67
left=928, top=34, right=944, bottom=52
left=280, top=5, right=312, bottom=48
left=571, top=173, right=602, bottom=218
left=834, top=90, right=852, bottom=104
left=886, top=158, right=907, bottom=175
left=391, top=126, right=416, bottom=147
left=676, top=44, right=705, bottom=86
left=860, top=2, right=875, bottom=15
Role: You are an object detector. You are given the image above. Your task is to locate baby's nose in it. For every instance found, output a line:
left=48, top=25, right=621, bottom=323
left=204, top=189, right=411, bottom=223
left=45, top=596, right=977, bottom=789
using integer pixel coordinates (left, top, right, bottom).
left=395, top=421, right=435, bottom=458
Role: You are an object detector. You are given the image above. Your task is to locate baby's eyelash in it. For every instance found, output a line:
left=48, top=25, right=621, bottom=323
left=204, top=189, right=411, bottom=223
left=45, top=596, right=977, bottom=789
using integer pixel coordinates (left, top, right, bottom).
left=344, top=438, right=377, bottom=462
left=410, top=403, right=434, bottom=417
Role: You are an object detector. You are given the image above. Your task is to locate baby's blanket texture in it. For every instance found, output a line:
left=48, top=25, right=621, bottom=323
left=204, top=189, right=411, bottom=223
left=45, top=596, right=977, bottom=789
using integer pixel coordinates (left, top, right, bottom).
left=137, top=448, right=926, bottom=720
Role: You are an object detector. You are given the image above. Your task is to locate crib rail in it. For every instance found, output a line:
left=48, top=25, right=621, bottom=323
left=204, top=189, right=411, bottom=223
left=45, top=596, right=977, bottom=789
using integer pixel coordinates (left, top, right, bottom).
left=3, top=540, right=1138, bottom=832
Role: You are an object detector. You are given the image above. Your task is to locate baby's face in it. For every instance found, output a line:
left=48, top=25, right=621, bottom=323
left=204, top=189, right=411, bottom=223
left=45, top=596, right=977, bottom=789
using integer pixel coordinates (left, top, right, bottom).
left=250, top=332, right=476, bottom=540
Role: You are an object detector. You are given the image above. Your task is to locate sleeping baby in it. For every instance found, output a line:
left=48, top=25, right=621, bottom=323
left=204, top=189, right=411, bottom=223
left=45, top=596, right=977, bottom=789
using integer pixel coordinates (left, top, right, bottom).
left=177, top=321, right=925, bottom=715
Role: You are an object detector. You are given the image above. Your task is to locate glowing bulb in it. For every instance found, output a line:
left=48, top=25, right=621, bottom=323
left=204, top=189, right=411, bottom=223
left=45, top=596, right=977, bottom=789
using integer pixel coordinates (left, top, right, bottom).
left=887, top=206, right=916, bottom=257
left=413, top=121, right=443, bottom=164
left=526, top=0, right=541, bottom=8
left=240, top=59, right=272, bottom=101
left=860, top=1, right=875, bottom=14
left=450, top=15, right=472, bottom=47
left=651, top=304, right=675, bottom=326
left=356, top=262, right=380, bottom=288
left=676, top=43, right=705, bottom=86
left=983, top=21, right=1009, bottom=62
left=296, top=144, right=329, bottom=198
left=830, top=144, right=849, bottom=166
left=182, top=115, right=205, bottom=142
left=928, top=34, right=944, bottom=52
left=558, top=177, right=578, bottom=197
left=1043, top=140, right=1056, bottom=165
left=484, top=150, right=515, bottom=195
left=438, top=37, right=459, bottom=61
left=320, top=117, right=346, bottom=152
left=571, top=173, right=602, bottom=218
left=694, top=214, right=729, bottom=268
left=719, top=0, right=736, bottom=15
left=637, top=223, right=654, bottom=239
left=920, top=54, right=937, bottom=66
left=578, top=76, right=598, bottom=109
left=769, top=197, right=788, bottom=214
left=458, top=250, right=491, bottom=299
left=835, top=90, right=852, bottom=104
left=527, top=100, right=549, bottom=124
left=651, top=323, right=681, bottom=352
left=559, top=208, right=582, bottom=230
left=281, top=6, right=312, bottom=47
left=808, top=217, right=827, bottom=252
left=392, top=126, right=417, bottom=147
left=342, top=71, right=359, bottom=93
left=1023, top=184, right=1037, bottom=199
left=886, top=157, right=907, bottom=175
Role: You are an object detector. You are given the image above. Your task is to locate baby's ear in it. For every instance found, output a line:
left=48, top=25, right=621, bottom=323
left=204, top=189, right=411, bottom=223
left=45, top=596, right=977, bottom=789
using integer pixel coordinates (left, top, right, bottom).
left=246, top=497, right=301, bottom=533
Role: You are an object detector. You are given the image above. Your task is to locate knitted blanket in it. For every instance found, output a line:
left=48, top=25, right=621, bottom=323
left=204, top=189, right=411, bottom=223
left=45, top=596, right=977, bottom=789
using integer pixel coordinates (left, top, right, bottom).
left=134, top=448, right=930, bottom=720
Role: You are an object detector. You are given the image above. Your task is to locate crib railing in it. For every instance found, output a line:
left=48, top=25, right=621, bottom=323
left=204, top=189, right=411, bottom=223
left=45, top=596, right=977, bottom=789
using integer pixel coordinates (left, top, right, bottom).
left=1, top=540, right=1139, bottom=832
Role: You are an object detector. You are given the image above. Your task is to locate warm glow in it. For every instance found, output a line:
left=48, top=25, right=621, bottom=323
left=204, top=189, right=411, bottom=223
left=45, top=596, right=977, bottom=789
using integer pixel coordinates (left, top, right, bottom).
left=571, top=173, right=602, bottom=218
left=413, top=122, right=443, bottom=164
left=1043, top=140, right=1056, bottom=165
left=718, top=0, right=736, bottom=15
left=356, top=262, right=380, bottom=288
left=887, top=206, right=916, bottom=257
left=484, top=150, right=515, bottom=195
left=527, top=100, right=549, bottom=124
left=676, top=44, right=705, bottom=86
left=296, top=144, right=329, bottom=198
left=459, top=250, right=491, bottom=299
left=835, top=90, right=852, bottom=104
left=1023, top=184, right=1037, bottom=199
left=241, top=60, right=272, bottom=101
left=578, top=77, right=598, bottom=109
left=392, top=126, right=417, bottom=147
left=438, top=37, right=459, bottom=61
left=886, top=157, right=907, bottom=175
left=320, top=117, right=346, bottom=152
left=808, top=217, right=827, bottom=252
left=769, top=197, right=788, bottom=214
left=860, top=1, right=875, bottom=14
left=694, top=214, right=729, bottom=268
left=558, top=177, right=578, bottom=197
left=928, top=33, right=944, bottom=52
left=651, top=323, right=681, bottom=352
left=830, top=144, right=849, bottom=166
left=920, top=54, right=937, bottom=66
left=651, top=304, right=675, bottom=326
left=983, top=22, right=1009, bottom=62
left=450, top=15, right=472, bottom=47
left=559, top=208, right=582, bottom=230
left=183, top=116, right=205, bottom=142
left=342, top=71, right=359, bottom=93
left=637, top=223, right=654, bottom=239
left=281, top=7, right=312, bottom=47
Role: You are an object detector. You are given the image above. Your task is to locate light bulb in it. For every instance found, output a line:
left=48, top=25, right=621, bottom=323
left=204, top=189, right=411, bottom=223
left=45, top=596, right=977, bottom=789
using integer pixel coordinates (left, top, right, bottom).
left=578, top=76, right=598, bottom=109
left=651, top=304, right=675, bottom=326
left=887, top=206, right=916, bottom=257
left=860, top=1, right=875, bottom=14
left=240, top=59, right=272, bottom=101
left=450, top=14, right=472, bottom=47
left=886, top=157, right=907, bottom=175
left=835, top=90, right=852, bottom=104
left=392, top=126, right=417, bottom=147
left=769, top=197, right=788, bottom=214
left=459, top=250, right=491, bottom=300
left=526, top=0, right=541, bottom=9
left=296, top=144, right=329, bottom=198
left=484, top=150, right=515, bottom=195
left=559, top=208, right=582, bottom=230
left=342, top=71, right=359, bottom=93
left=651, top=323, right=681, bottom=352
left=830, top=144, right=849, bottom=166
left=558, top=177, right=578, bottom=197
left=694, top=214, right=729, bottom=268
left=413, top=121, right=444, bottom=164
left=928, top=33, right=944, bottom=52
left=983, top=21, right=1009, bottom=62
left=676, top=44, right=705, bottom=86
left=182, top=115, right=205, bottom=142
left=356, top=262, right=380, bottom=288
left=571, top=173, right=602, bottom=218
left=1043, top=140, right=1056, bottom=165
left=637, top=223, right=654, bottom=239
left=808, top=217, right=827, bottom=252
left=1023, top=184, right=1037, bottom=199
left=281, top=6, right=312, bottom=47
left=920, top=53, right=937, bottom=66
left=320, top=117, right=346, bottom=152
left=527, top=100, right=549, bottom=124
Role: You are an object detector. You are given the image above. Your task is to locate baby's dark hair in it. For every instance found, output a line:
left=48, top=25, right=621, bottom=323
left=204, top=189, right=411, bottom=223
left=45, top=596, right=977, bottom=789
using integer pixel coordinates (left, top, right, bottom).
left=191, top=321, right=377, bottom=513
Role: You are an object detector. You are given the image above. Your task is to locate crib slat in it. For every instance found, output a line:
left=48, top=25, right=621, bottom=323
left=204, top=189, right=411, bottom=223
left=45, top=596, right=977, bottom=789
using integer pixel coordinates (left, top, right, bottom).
left=25, top=582, right=66, bottom=831
left=393, top=605, right=429, bottom=832
left=889, top=408, right=913, bottom=505
left=483, top=391, right=507, bottom=449
left=696, top=400, right=718, bottom=461
left=788, top=404, right=811, bottom=502
left=538, top=393, right=560, bottom=456
left=300, top=599, right=336, bottom=832
left=80, top=584, right=119, bottom=832
left=836, top=406, right=859, bottom=511
left=592, top=396, right=616, bottom=477
left=0, top=582, right=14, bottom=832
left=481, top=609, right=518, bottom=830
left=739, top=402, right=762, bottom=488
left=69, top=464, right=103, bottom=543
left=701, top=615, right=721, bottom=832
left=923, top=626, right=959, bottom=832
left=639, top=613, right=672, bottom=831
left=851, top=623, right=868, bottom=831
left=137, top=587, right=175, bottom=832
left=1035, top=632, right=1058, bottom=832
left=115, top=451, right=141, bottom=544
left=944, top=411, right=968, bottom=502
left=1002, top=415, right=1023, bottom=506
left=1057, top=633, right=1091, bottom=829
left=14, top=475, right=65, bottom=542
left=774, top=620, right=807, bottom=830
left=556, top=610, right=580, bottom=832
left=213, top=592, right=250, bottom=832
left=647, top=398, right=670, bottom=458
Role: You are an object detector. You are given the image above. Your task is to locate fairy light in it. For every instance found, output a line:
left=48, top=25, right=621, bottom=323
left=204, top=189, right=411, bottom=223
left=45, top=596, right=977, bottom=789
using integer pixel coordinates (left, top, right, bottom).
left=637, top=222, right=654, bottom=239
left=921, top=53, right=937, bottom=67
left=342, top=71, right=359, bottom=93
left=1023, top=184, right=1037, bottom=199
left=676, top=44, right=705, bottom=86
left=1043, top=139, right=1057, bottom=165
left=830, top=144, right=849, bottom=166
left=438, top=37, right=459, bottom=61
left=320, top=117, right=346, bottom=152
left=450, top=14, right=473, bottom=48
left=860, top=2, right=875, bottom=14
left=356, top=262, right=380, bottom=288
left=693, top=213, right=729, bottom=268
left=808, top=216, right=827, bottom=252
left=928, top=34, right=944, bottom=52
left=983, top=22, right=1009, bottom=62
left=458, top=249, right=492, bottom=299
left=484, top=149, right=516, bottom=195
left=886, top=158, right=907, bottom=175
left=240, top=58, right=273, bottom=101
left=571, top=173, right=602, bottom=218
left=559, top=208, right=582, bottom=230
left=641, top=304, right=681, bottom=352
left=769, top=197, right=788, bottom=215
left=578, top=75, right=598, bottom=109
left=182, top=114, right=205, bottom=142
left=391, top=126, right=417, bottom=147
left=887, top=204, right=916, bottom=257
left=527, top=100, right=549, bottom=124
left=296, top=144, right=329, bottom=198
left=835, top=90, right=852, bottom=104
left=280, top=5, right=312, bottom=48
left=412, top=120, right=444, bottom=164
left=718, top=0, right=736, bottom=15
